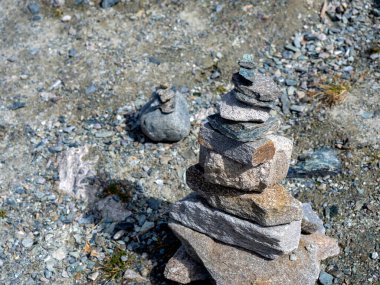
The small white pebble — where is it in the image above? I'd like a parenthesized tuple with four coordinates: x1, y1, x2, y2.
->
(61, 15, 72, 22)
(371, 252, 379, 260)
(289, 253, 297, 261)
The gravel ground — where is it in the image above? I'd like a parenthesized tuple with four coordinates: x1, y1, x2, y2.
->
(0, 0, 379, 284)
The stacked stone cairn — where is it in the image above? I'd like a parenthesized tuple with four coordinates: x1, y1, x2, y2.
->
(164, 54, 340, 285)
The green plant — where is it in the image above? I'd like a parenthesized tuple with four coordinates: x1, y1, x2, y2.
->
(0, 209, 7, 219)
(101, 247, 137, 281)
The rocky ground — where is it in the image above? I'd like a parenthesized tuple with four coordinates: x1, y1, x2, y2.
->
(0, 0, 379, 284)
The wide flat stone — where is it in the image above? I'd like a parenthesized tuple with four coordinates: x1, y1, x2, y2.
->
(198, 123, 276, 167)
(232, 72, 281, 102)
(208, 114, 281, 142)
(170, 223, 340, 285)
(238, 53, 255, 69)
(186, 164, 303, 226)
(156, 86, 175, 103)
(218, 91, 271, 122)
(164, 246, 210, 284)
(234, 89, 276, 108)
(200, 135, 292, 191)
(169, 194, 301, 259)
(302, 203, 326, 234)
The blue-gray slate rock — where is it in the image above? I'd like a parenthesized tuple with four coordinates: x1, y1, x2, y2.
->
(319, 271, 334, 285)
(139, 92, 190, 142)
(287, 148, 341, 178)
(100, 0, 119, 8)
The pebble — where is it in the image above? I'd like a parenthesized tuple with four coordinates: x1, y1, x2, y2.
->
(27, 3, 40, 15)
(52, 248, 66, 261)
(22, 237, 34, 248)
(319, 271, 334, 285)
(371, 252, 379, 260)
(95, 131, 114, 138)
(88, 271, 99, 281)
(100, 0, 120, 8)
(61, 15, 72, 22)
(85, 84, 97, 95)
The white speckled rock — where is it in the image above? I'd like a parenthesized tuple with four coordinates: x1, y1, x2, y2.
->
(218, 91, 271, 122)
(201, 135, 293, 192)
(169, 194, 301, 259)
(302, 203, 326, 234)
(170, 223, 340, 285)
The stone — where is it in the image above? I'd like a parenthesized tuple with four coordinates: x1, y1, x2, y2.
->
(319, 271, 334, 285)
(239, 67, 256, 81)
(170, 223, 340, 285)
(22, 237, 34, 248)
(207, 114, 281, 142)
(302, 203, 326, 234)
(96, 195, 132, 222)
(232, 72, 281, 102)
(156, 86, 175, 103)
(164, 246, 210, 284)
(198, 123, 275, 166)
(186, 164, 303, 226)
(160, 96, 176, 114)
(139, 92, 190, 142)
(100, 0, 119, 8)
(218, 91, 271, 122)
(52, 248, 66, 261)
(169, 194, 301, 259)
(234, 90, 276, 109)
(238, 54, 255, 69)
(58, 146, 100, 203)
(201, 135, 292, 191)
(27, 3, 40, 15)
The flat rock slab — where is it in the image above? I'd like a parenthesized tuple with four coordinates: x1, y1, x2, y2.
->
(170, 223, 340, 285)
(198, 123, 276, 167)
(169, 194, 301, 259)
(302, 203, 326, 234)
(232, 72, 281, 102)
(234, 90, 276, 108)
(164, 246, 210, 284)
(218, 91, 270, 122)
(201, 135, 292, 191)
(186, 164, 303, 226)
(208, 113, 281, 142)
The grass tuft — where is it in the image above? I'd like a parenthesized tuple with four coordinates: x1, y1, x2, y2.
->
(308, 77, 351, 107)
(100, 247, 137, 281)
(0, 209, 7, 219)
(102, 181, 133, 203)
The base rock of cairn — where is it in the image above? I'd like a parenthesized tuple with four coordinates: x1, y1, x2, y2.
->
(165, 54, 339, 285)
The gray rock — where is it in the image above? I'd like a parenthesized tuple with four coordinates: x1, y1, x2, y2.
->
(164, 246, 210, 284)
(207, 114, 281, 142)
(198, 123, 276, 166)
(302, 203, 325, 234)
(96, 196, 132, 222)
(85, 84, 97, 95)
(139, 93, 190, 142)
(100, 0, 119, 8)
(170, 223, 340, 285)
(27, 3, 40, 15)
(238, 54, 255, 69)
(169, 194, 301, 259)
(218, 91, 270, 122)
(234, 90, 275, 109)
(319, 271, 334, 285)
(201, 135, 292, 191)
(186, 164, 303, 226)
(232, 72, 281, 102)
(280, 91, 291, 115)
(22, 237, 34, 248)
(288, 148, 341, 178)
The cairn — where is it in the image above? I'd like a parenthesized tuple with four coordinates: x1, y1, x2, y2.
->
(164, 54, 339, 285)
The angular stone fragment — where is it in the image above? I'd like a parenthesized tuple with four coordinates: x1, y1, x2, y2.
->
(208, 114, 281, 142)
(302, 203, 326, 234)
(232, 72, 281, 102)
(201, 135, 292, 191)
(160, 96, 176, 114)
(198, 123, 275, 166)
(156, 86, 175, 103)
(218, 91, 270, 122)
(164, 246, 210, 284)
(234, 90, 276, 109)
(186, 164, 303, 226)
(238, 54, 255, 69)
(170, 223, 340, 285)
(169, 194, 301, 259)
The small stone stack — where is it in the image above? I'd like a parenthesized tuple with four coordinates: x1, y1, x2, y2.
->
(165, 55, 339, 285)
